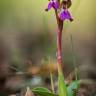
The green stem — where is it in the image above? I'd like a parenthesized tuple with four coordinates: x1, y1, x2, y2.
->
(50, 72, 55, 93)
(70, 34, 78, 81)
(49, 57, 55, 93)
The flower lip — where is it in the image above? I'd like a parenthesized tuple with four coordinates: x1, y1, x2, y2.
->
(59, 9, 73, 21)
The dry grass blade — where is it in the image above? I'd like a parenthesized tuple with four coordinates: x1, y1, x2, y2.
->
(25, 87, 34, 96)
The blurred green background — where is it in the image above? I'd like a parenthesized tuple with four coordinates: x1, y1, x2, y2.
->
(0, 0, 96, 95)
(0, 0, 96, 74)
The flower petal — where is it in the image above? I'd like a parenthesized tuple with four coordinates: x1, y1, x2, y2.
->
(59, 9, 73, 21)
(52, 1, 59, 9)
(47, 2, 52, 10)
(46, 0, 59, 11)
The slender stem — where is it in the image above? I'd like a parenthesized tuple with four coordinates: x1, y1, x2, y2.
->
(49, 57, 55, 93)
(70, 34, 78, 81)
(57, 28, 62, 65)
(55, 10, 63, 66)
(50, 72, 55, 92)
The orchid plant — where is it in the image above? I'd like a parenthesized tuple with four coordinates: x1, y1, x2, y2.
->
(45, 1, 74, 95)
(31, 0, 80, 96)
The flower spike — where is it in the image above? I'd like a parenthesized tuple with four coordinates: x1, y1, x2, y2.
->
(45, 0, 73, 67)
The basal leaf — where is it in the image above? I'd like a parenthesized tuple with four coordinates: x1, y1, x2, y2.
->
(67, 80, 80, 96)
(32, 87, 57, 96)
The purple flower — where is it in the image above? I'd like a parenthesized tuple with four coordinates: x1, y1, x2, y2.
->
(45, 0, 59, 11)
(59, 9, 73, 21)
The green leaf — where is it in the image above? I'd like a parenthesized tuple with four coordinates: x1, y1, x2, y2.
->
(32, 87, 57, 96)
(67, 80, 80, 96)
(32, 87, 51, 92)
(58, 69, 67, 96)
